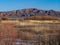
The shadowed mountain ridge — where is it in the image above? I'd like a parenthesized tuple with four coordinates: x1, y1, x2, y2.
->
(0, 8, 60, 20)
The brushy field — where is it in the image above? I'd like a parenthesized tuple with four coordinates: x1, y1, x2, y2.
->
(0, 20, 60, 45)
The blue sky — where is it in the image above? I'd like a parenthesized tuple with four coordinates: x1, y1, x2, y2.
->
(0, 0, 60, 11)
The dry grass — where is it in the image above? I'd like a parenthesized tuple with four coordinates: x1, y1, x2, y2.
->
(24, 16, 60, 20)
(0, 20, 60, 45)
(1, 20, 59, 34)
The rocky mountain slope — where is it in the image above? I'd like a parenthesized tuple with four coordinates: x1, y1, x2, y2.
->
(0, 8, 60, 19)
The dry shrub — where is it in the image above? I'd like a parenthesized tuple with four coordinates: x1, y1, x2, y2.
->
(24, 16, 60, 20)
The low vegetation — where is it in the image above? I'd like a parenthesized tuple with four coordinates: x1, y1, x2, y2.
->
(0, 19, 60, 45)
(24, 16, 60, 20)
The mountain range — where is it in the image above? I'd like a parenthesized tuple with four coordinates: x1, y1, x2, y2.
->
(0, 8, 60, 20)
